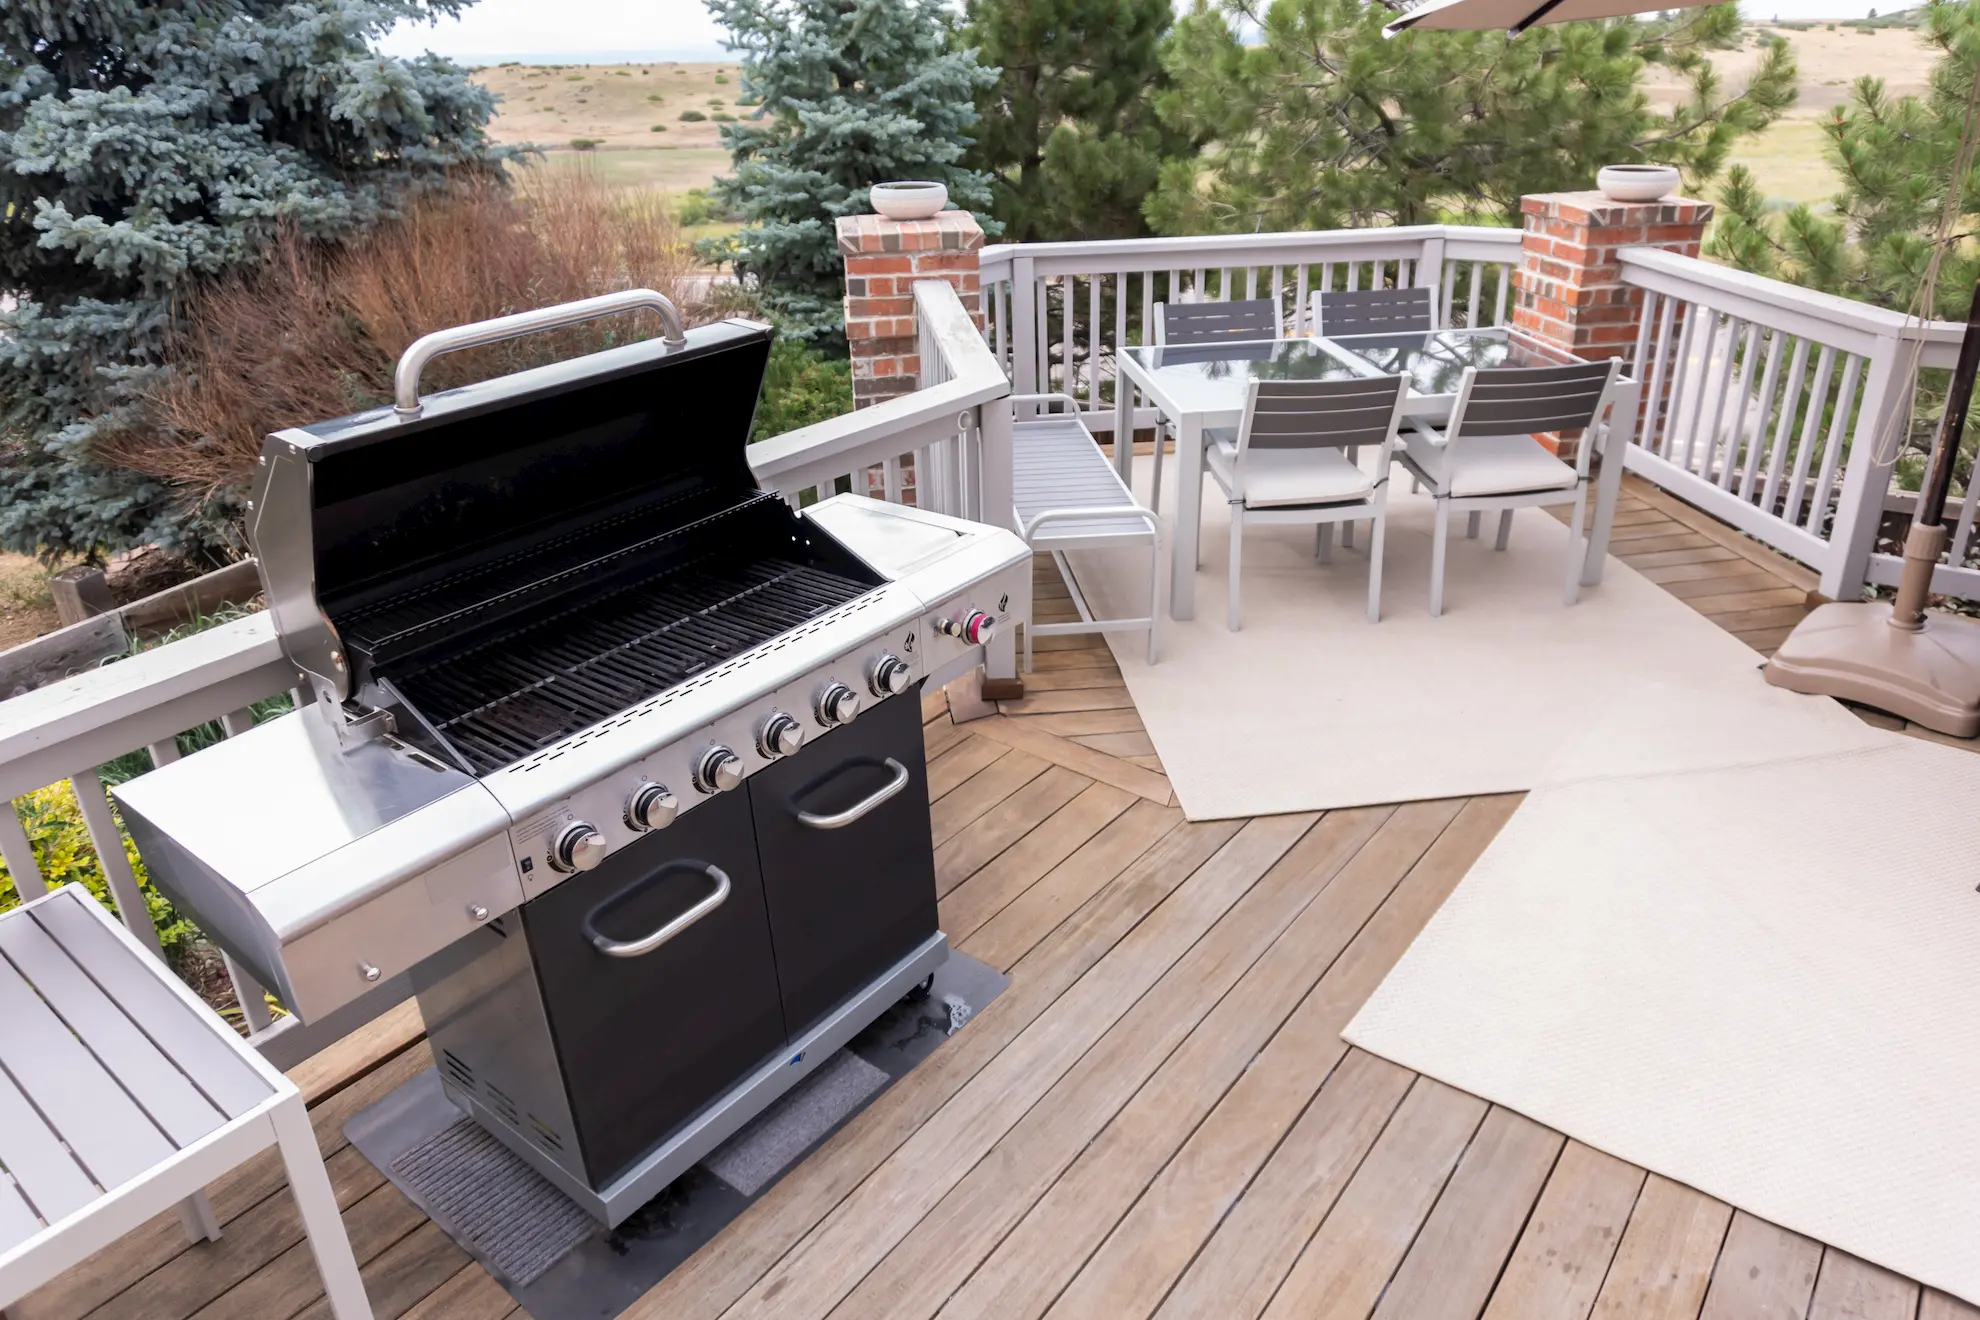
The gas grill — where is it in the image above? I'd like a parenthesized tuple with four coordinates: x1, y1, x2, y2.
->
(113, 290, 1029, 1224)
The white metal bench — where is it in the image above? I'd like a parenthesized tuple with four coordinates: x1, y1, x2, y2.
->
(1011, 393, 1162, 668)
(0, 885, 372, 1319)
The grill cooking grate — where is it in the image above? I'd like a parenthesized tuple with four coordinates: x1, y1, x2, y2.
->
(390, 555, 872, 774)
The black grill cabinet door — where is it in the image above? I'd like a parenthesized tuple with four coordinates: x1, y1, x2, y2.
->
(521, 788, 787, 1187)
(748, 689, 939, 1035)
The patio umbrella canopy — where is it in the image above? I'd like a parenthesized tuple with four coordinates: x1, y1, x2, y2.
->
(1384, 0, 1701, 35)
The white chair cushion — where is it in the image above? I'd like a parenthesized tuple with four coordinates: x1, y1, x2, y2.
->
(1410, 433, 1576, 499)
(1207, 441, 1374, 508)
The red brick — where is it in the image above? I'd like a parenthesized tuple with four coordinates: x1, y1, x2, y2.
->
(846, 254, 913, 275)
(845, 295, 914, 318)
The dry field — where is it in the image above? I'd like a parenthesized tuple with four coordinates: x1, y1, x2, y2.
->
(474, 60, 744, 201)
(1645, 23, 1935, 208)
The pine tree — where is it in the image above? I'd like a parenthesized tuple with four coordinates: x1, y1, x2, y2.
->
(1709, 0, 1980, 318)
(964, 0, 1186, 242)
(703, 0, 1000, 342)
(1148, 0, 1796, 234)
(0, 1, 505, 560)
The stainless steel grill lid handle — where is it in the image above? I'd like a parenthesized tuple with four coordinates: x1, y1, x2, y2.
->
(586, 862, 732, 958)
(795, 758, 911, 830)
(394, 288, 689, 419)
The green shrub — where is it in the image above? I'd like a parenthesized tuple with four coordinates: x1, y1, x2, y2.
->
(566, 73, 585, 80)
(675, 187, 725, 225)
(648, 94, 664, 102)
(651, 124, 669, 132)
(751, 336, 854, 443)
(679, 109, 706, 122)
(571, 137, 601, 151)
(712, 113, 736, 122)
(715, 73, 729, 83)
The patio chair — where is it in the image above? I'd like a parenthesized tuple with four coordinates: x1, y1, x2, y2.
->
(0, 885, 372, 1318)
(1308, 287, 1436, 337)
(1395, 359, 1622, 618)
(1207, 374, 1411, 629)
(1143, 299, 1284, 514)
(1011, 392, 1162, 667)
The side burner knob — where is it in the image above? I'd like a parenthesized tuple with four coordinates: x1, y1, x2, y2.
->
(626, 781, 678, 831)
(758, 712, 805, 759)
(551, 821, 607, 873)
(815, 681, 861, 728)
(695, 746, 744, 794)
(938, 610, 997, 646)
(870, 654, 913, 697)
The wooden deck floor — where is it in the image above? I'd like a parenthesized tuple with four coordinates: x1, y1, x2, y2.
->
(19, 475, 1979, 1320)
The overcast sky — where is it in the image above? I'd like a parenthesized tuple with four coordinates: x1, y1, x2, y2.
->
(374, 0, 1915, 64)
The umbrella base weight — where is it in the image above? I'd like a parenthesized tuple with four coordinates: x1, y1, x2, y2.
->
(1765, 601, 1980, 739)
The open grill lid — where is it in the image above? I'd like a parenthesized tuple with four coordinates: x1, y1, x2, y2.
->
(249, 292, 781, 717)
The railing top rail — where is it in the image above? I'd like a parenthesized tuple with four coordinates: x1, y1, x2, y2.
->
(978, 223, 1521, 279)
(0, 614, 284, 767)
(1618, 247, 1965, 347)
(748, 280, 1008, 485)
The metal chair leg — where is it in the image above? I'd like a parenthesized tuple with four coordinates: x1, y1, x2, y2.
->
(1366, 514, 1386, 624)
(1227, 503, 1244, 632)
(1495, 509, 1514, 551)
(1466, 510, 1482, 540)
(1564, 487, 1589, 606)
(1317, 523, 1334, 563)
(1343, 519, 1356, 551)
(274, 1098, 374, 1320)
(177, 1192, 220, 1244)
(1430, 502, 1450, 618)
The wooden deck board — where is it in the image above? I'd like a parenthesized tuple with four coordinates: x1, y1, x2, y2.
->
(49, 488, 1978, 1320)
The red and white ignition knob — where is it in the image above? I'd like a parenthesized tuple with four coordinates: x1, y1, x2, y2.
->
(938, 609, 997, 646)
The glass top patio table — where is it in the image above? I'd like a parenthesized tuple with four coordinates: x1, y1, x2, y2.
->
(1314, 327, 1519, 398)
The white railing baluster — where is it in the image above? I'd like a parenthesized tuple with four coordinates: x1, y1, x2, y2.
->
(1951, 476, 1979, 574)
(1467, 263, 1483, 328)
(1700, 316, 1746, 482)
(1760, 337, 1810, 515)
(1294, 266, 1310, 335)
(1087, 273, 1102, 411)
(1808, 353, 1865, 534)
(0, 801, 45, 897)
(67, 769, 163, 959)
(1783, 346, 1838, 527)
(1641, 294, 1678, 455)
(1678, 309, 1721, 473)
(1492, 268, 1510, 326)
(1738, 327, 1785, 501)
(1661, 305, 1700, 460)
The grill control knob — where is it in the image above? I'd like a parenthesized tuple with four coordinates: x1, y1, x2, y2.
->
(815, 681, 861, 727)
(551, 822, 607, 873)
(938, 610, 997, 646)
(695, 746, 744, 794)
(758, 711, 805, 759)
(870, 654, 913, 697)
(626, 781, 678, 831)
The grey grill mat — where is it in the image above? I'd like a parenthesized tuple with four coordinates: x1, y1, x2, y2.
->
(345, 949, 1007, 1319)
(390, 1118, 594, 1286)
(703, 1050, 889, 1195)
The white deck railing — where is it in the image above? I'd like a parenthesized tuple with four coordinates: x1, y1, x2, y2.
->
(978, 224, 1523, 430)
(1617, 248, 1966, 601)
(0, 279, 1009, 1067)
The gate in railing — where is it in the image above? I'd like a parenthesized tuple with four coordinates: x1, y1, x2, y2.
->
(978, 226, 1522, 433)
(1618, 248, 1967, 602)
(0, 279, 1012, 1069)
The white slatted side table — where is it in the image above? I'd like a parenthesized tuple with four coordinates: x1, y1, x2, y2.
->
(0, 885, 371, 1319)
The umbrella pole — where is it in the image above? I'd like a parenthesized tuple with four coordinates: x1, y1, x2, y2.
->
(1763, 275, 1980, 738)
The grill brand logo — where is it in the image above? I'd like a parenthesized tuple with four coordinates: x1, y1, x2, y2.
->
(903, 631, 915, 653)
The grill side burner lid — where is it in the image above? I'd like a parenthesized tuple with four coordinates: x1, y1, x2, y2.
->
(248, 292, 775, 721)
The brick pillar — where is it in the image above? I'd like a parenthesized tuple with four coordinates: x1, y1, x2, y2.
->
(837, 209, 986, 409)
(1512, 190, 1712, 455)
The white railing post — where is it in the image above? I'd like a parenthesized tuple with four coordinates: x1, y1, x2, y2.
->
(1011, 254, 1040, 407)
(1415, 234, 1446, 325)
(1823, 335, 1911, 601)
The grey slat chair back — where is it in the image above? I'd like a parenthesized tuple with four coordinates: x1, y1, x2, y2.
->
(1451, 359, 1619, 440)
(1155, 298, 1281, 346)
(1239, 375, 1410, 454)
(1310, 287, 1435, 337)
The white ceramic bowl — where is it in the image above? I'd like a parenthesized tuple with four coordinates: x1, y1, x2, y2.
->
(1596, 164, 1680, 204)
(870, 181, 949, 221)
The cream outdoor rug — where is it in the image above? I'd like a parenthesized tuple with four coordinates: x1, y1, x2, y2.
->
(1344, 732, 1980, 1304)
(1063, 464, 1886, 819)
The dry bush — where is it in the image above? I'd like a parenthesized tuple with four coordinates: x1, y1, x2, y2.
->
(122, 164, 734, 500)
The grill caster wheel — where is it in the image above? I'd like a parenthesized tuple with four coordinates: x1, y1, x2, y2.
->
(904, 973, 935, 1004)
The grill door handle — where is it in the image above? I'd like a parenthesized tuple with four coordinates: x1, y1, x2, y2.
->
(795, 758, 910, 830)
(586, 863, 731, 958)
(393, 289, 688, 419)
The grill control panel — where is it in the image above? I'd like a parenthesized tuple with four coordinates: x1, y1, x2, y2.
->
(508, 624, 930, 899)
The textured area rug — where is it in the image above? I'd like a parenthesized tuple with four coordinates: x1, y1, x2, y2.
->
(1065, 463, 1884, 819)
(1344, 733, 1980, 1304)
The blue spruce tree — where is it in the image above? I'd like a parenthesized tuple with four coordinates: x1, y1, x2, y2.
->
(704, 0, 1000, 343)
(0, 1, 506, 559)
